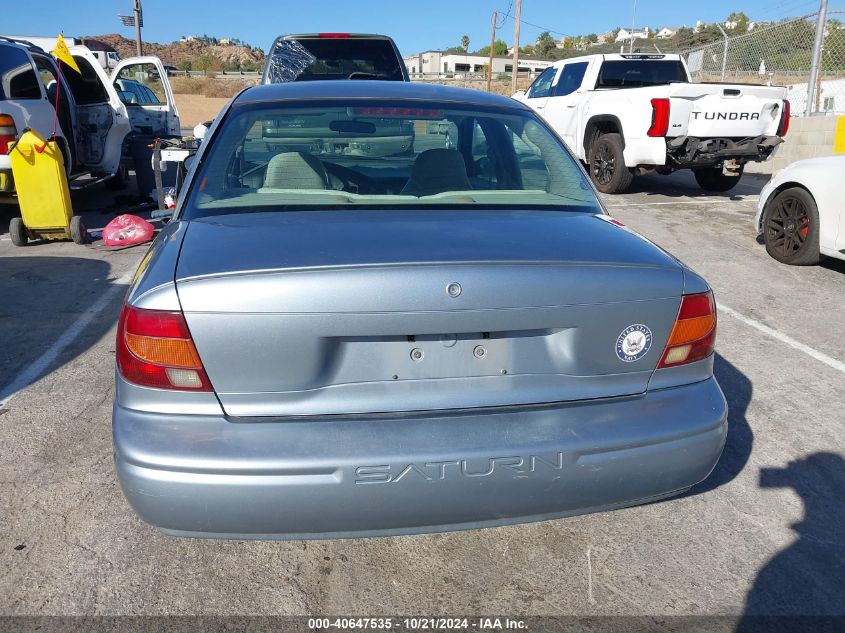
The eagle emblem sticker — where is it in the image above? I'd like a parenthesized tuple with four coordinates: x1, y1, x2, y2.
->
(616, 324, 653, 362)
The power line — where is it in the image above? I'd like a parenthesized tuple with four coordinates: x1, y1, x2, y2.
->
(499, 12, 574, 39)
(496, 0, 513, 29)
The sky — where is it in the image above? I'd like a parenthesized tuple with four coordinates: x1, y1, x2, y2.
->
(4, 0, 844, 55)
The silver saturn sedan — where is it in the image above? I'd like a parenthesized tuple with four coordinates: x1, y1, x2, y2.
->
(113, 81, 727, 539)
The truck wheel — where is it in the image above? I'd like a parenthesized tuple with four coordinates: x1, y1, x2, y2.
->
(70, 215, 89, 245)
(762, 187, 820, 266)
(589, 133, 633, 194)
(9, 216, 28, 247)
(106, 162, 129, 191)
(694, 166, 744, 192)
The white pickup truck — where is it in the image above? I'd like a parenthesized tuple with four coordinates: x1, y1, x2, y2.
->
(515, 53, 789, 193)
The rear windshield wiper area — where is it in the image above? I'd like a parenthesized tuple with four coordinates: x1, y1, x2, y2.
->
(347, 72, 392, 80)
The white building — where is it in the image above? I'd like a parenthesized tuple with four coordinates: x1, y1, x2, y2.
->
(655, 27, 679, 39)
(403, 51, 554, 76)
(615, 27, 650, 43)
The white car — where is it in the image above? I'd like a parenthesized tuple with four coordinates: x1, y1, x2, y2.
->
(756, 155, 845, 265)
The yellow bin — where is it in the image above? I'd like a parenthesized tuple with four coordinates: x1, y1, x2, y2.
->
(8, 128, 87, 246)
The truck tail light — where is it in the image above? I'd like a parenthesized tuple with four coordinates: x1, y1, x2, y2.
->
(777, 99, 791, 137)
(0, 115, 17, 154)
(647, 98, 670, 137)
(318, 33, 351, 38)
(657, 291, 717, 368)
(116, 305, 212, 391)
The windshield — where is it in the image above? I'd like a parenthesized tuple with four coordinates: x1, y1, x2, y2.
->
(181, 100, 601, 219)
(264, 38, 405, 82)
(596, 60, 687, 88)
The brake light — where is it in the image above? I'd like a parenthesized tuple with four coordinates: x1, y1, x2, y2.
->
(777, 99, 790, 137)
(351, 107, 441, 118)
(116, 305, 212, 391)
(657, 291, 717, 368)
(647, 98, 670, 137)
(318, 33, 351, 38)
(0, 115, 17, 154)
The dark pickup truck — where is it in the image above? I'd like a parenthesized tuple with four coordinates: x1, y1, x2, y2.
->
(261, 33, 409, 83)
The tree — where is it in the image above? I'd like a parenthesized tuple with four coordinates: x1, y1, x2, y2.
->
(477, 39, 509, 56)
(194, 54, 223, 74)
(585, 33, 598, 43)
(535, 31, 557, 57)
(520, 44, 535, 55)
(561, 36, 575, 49)
(178, 59, 192, 72)
(461, 35, 470, 52)
(726, 11, 750, 34)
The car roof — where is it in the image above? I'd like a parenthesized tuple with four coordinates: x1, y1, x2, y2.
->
(281, 33, 394, 40)
(550, 53, 683, 67)
(234, 80, 530, 111)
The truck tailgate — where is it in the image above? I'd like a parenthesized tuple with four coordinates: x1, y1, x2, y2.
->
(668, 83, 787, 138)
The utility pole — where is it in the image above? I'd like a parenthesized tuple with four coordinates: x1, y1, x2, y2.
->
(487, 11, 497, 92)
(806, 0, 828, 115)
(629, 0, 638, 54)
(511, 0, 522, 93)
(134, 0, 143, 56)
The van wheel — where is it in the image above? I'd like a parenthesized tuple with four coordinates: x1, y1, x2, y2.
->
(9, 217, 28, 247)
(762, 187, 820, 266)
(589, 133, 633, 194)
(70, 215, 89, 245)
(694, 165, 744, 192)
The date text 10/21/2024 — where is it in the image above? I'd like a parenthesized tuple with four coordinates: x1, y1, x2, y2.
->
(308, 617, 528, 630)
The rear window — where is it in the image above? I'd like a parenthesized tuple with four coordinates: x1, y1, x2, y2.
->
(596, 60, 687, 88)
(0, 44, 41, 100)
(264, 38, 405, 83)
(181, 100, 601, 220)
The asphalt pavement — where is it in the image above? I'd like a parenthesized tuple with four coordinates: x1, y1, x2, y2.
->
(0, 170, 843, 624)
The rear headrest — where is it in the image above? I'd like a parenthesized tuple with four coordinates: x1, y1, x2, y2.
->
(264, 151, 329, 190)
(401, 148, 471, 196)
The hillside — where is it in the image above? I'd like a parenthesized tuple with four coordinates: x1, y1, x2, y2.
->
(86, 33, 265, 71)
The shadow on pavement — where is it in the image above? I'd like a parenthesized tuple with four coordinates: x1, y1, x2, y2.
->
(626, 171, 769, 199)
(0, 256, 117, 401)
(685, 353, 754, 497)
(736, 452, 845, 631)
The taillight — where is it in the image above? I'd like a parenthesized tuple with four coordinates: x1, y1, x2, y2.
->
(0, 114, 17, 154)
(647, 98, 670, 137)
(318, 33, 351, 38)
(116, 305, 212, 391)
(777, 99, 790, 137)
(657, 291, 717, 368)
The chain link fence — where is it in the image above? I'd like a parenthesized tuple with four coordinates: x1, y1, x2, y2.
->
(672, 11, 845, 115)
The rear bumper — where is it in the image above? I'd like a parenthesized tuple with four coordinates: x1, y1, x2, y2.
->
(113, 377, 727, 539)
(0, 162, 13, 193)
(666, 135, 782, 168)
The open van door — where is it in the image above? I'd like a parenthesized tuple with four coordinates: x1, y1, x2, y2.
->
(66, 46, 131, 176)
(110, 57, 180, 136)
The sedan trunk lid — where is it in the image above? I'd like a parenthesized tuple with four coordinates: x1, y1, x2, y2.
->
(175, 210, 683, 417)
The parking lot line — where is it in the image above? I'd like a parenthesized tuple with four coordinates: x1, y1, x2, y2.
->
(718, 302, 845, 375)
(604, 198, 759, 208)
(0, 270, 135, 408)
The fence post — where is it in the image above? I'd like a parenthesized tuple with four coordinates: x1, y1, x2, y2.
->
(717, 25, 729, 81)
(806, 0, 829, 115)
